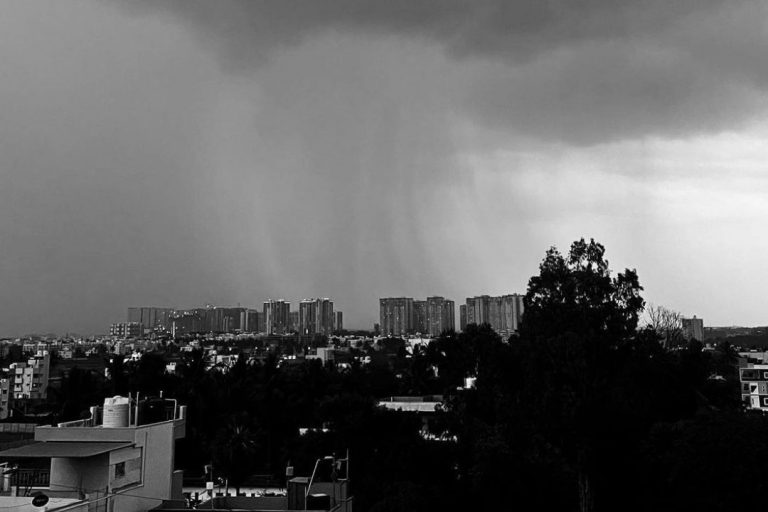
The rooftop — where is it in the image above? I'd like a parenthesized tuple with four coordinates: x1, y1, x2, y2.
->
(378, 395, 443, 413)
(0, 496, 83, 512)
(0, 441, 133, 459)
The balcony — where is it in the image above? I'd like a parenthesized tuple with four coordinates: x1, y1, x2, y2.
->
(9, 468, 50, 489)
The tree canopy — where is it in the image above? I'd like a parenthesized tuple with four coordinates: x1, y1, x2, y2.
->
(522, 238, 644, 342)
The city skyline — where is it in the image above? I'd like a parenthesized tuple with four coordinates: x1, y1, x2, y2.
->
(2, 1, 767, 336)
(0, 287, 743, 338)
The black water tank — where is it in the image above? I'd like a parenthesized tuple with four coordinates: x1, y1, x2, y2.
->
(138, 397, 166, 425)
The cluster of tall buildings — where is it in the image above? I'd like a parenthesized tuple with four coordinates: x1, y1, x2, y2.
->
(299, 298, 337, 336)
(113, 301, 343, 338)
(169, 307, 255, 336)
(379, 297, 455, 337)
(263, 298, 341, 335)
(460, 294, 525, 337)
(379, 293, 525, 338)
(127, 307, 174, 333)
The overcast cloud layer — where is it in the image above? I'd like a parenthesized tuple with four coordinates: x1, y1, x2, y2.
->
(1, 0, 767, 335)
(127, 0, 768, 143)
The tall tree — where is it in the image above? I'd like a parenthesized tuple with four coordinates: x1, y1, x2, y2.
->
(212, 419, 261, 494)
(522, 238, 644, 343)
(519, 238, 645, 512)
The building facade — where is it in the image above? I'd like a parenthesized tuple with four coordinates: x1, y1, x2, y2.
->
(379, 298, 414, 336)
(413, 301, 427, 334)
(0, 376, 11, 419)
(741, 364, 768, 410)
(380, 297, 456, 337)
(682, 316, 704, 341)
(243, 309, 262, 333)
(110, 322, 142, 338)
(126, 307, 174, 334)
(10, 351, 50, 401)
(299, 298, 335, 336)
(425, 296, 455, 336)
(264, 300, 291, 335)
(463, 294, 524, 336)
(170, 310, 204, 336)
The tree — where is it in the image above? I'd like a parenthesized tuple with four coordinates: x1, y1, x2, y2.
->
(644, 303, 684, 348)
(521, 238, 644, 343)
(131, 352, 169, 394)
(519, 238, 645, 512)
(212, 419, 261, 494)
(105, 355, 129, 396)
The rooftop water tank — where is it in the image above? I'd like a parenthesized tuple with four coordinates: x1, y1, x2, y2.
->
(103, 396, 130, 428)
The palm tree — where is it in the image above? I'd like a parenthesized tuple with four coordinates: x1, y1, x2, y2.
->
(212, 419, 260, 494)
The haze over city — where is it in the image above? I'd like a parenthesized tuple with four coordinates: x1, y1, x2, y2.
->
(1, 0, 767, 336)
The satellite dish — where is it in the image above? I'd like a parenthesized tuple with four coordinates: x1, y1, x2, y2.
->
(31, 493, 49, 508)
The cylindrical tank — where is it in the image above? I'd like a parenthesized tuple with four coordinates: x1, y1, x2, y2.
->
(139, 397, 166, 425)
(103, 396, 130, 427)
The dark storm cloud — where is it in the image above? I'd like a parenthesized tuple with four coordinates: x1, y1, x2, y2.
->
(123, 0, 726, 64)
(2, 0, 766, 336)
(122, 0, 768, 145)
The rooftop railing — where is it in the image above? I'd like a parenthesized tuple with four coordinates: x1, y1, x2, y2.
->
(56, 399, 186, 428)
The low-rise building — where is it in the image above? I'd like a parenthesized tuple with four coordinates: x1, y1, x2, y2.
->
(109, 323, 142, 339)
(10, 352, 50, 401)
(740, 364, 768, 409)
(0, 396, 186, 512)
(378, 395, 452, 442)
(0, 376, 11, 419)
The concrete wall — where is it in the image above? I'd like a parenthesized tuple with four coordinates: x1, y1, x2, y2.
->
(209, 496, 288, 510)
(111, 420, 177, 512)
(171, 470, 183, 501)
(50, 454, 109, 495)
(35, 418, 185, 443)
(109, 447, 142, 491)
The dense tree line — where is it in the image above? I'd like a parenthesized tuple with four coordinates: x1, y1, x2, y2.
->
(51, 239, 762, 511)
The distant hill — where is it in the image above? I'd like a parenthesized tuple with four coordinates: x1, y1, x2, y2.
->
(705, 326, 768, 349)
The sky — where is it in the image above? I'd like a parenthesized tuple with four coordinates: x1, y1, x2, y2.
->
(1, 0, 767, 335)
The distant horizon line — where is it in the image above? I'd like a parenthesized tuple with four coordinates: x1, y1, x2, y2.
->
(5, 324, 767, 340)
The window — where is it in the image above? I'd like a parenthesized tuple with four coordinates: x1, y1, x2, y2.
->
(111, 452, 142, 491)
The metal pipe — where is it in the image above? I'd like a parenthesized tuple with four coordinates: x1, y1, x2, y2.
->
(304, 458, 321, 510)
(305, 456, 334, 510)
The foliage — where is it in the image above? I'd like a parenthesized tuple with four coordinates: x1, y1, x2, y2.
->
(644, 303, 684, 347)
(211, 418, 262, 493)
